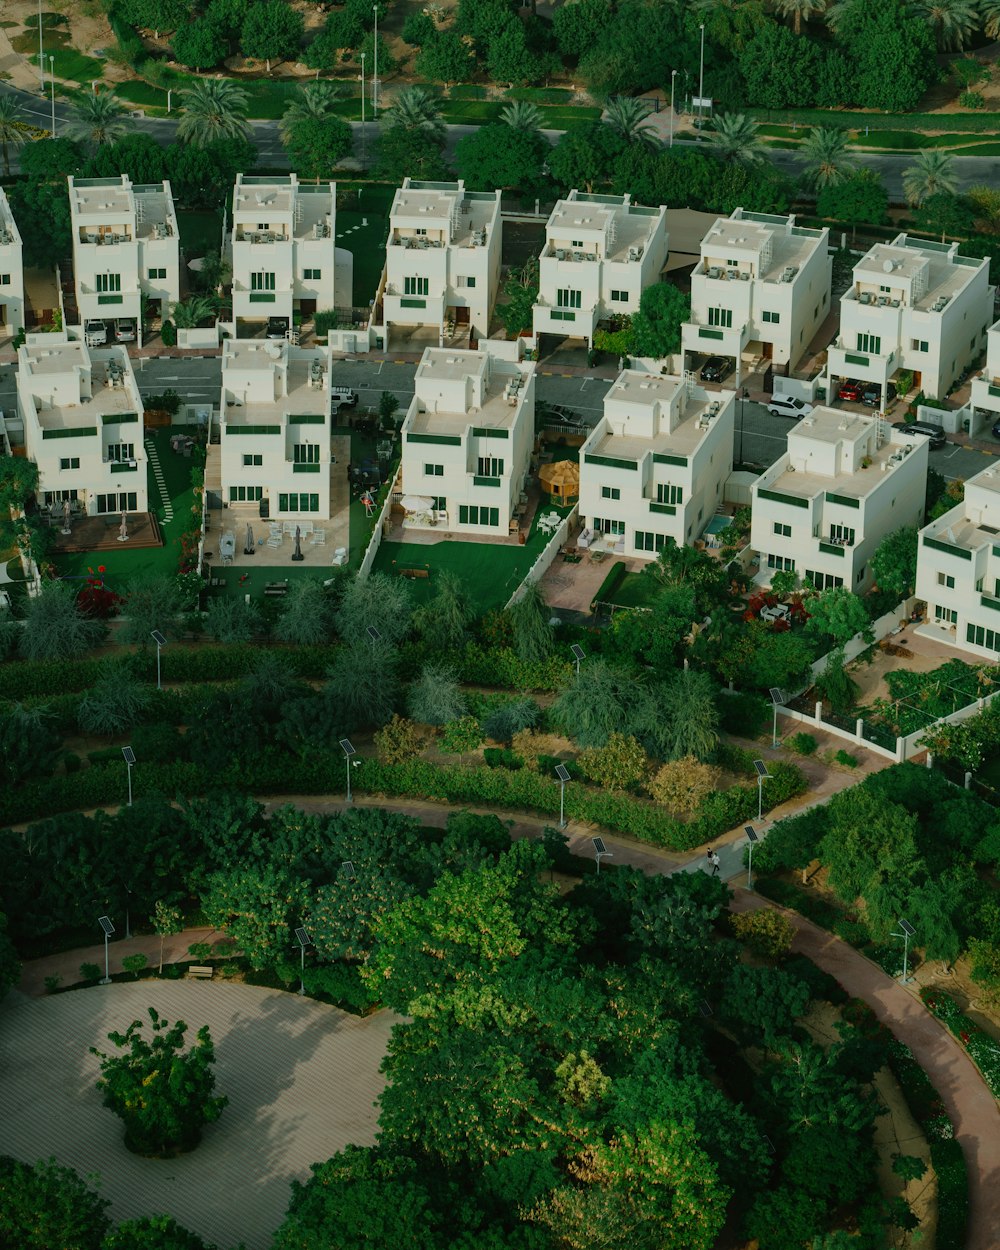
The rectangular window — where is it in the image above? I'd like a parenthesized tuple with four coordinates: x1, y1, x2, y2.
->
(610, 289, 628, 303)
(251, 272, 276, 291)
(425, 463, 444, 477)
(59, 457, 80, 470)
(967, 623, 1000, 651)
(458, 504, 500, 526)
(593, 518, 625, 536)
(457, 276, 477, 288)
(95, 491, 137, 513)
(767, 554, 796, 571)
(147, 267, 167, 280)
(556, 288, 582, 309)
(106, 442, 134, 463)
(761, 310, 780, 324)
(277, 492, 320, 513)
(934, 605, 958, 624)
(303, 268, 322, 280)
(477, 456, 504, 477)
(911, 338, 929, 353)
(656, 483, 683, 505)
(243, 454, 263, 466)
(773, 522, 791, 538)
(856, 332, 881, 354)
(708, 307, 733, 328)
(96, 273, 121, 293)
(431, 495, 447, 510)
(404, 276, 429, 296)
(938, 572, 955, 589)
(0, 274, 9, 286)
(634, 531, 668, 552)
(601, 486, 621, 500)
(829, 524, 855, 546)
(293, 443, 320, 464)
(229, 485, 263, 502)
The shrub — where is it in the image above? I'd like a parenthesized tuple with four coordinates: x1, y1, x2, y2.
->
(789, 732, 818, 756)
(160, 320, 177, 346)
(730, 909, 796, 957)
(716, 690, 770, 737)
(440, 715, 484, 754)
(63, 751, 81, 774)
(647, 756, 722, 814)
(122, 953, 148, 978)
(834, 749, 859, 768)
(459, 643, 572, 691)
(79, 962, 101, 982)
(483, 747, 522, 769)
(44, 975, 61, 992)
(959, 90, 986, 109)
(577, 732, 648, 791)
(374, 714, 428, 764)
(131, 722, 187, 763)
(481, 697, 540, 744)
(511, 729, 569, 771)
(407, 661, 466, 725)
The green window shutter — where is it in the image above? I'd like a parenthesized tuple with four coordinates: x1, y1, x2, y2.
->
(473, 475, 501, 487)
(471, 427, 508, 439)
(698, 327, 724, 340)
(42, 426, 97, 439)
(980, 594, 1000, 612)
(407, 432, 462, 446)
(758, 487, 809, 509)
(818, 541, 846, 557)
(824, 491, 860, 509)
(249, 293, 276, 303)
(290, 414, 326, 425)
(844, 352, 869, 367)
(110, 462, 137, 474)
(226, 424, 281, 435)
(922, 535, 972, 561)
(278, 494, 289, 511)
(400, 298, 426, 309)
(102, 412, 139, 425)
(584, 453, 637, 471)
(653, 453, 688, 467)
(649, 502, 676, 516)
(293, 463, 321, 473)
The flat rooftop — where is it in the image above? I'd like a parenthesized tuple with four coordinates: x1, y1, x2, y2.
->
(855, 237, 985, 312)
(408, 352, 527, 436)
(390, 183, 497, 247)
(70, 179, 132, 218)
(133, 185, 177, 239)
(23, 344, 140, 431)
(701, 214, 825, 283)
(233, 177, 333, 239)
(928, 467, 1000, 551)
(546, 197, 663, 263)
(592, 374, 728, 458)
(222, 344, 330, 427)
(766, 414, 916, 501)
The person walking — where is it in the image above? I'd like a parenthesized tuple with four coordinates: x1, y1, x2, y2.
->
(711, 851, 721, 877)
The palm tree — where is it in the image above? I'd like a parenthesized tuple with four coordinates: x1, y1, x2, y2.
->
(983, 0, 1000, 38)
(383, 87, 444, 140)
(773, 0, 827, 35)
(0, 96, 27, 176)
(799, 126, 855, 191)
(823, 0, 862, 31)
(603, 96, 660, 151)
(171, 296, 217, 329)
(902, 150, 959, 207)
(278, 81, 344, 146)
(914, 0, 978, 50)
(709, 113, 764, 165)
(66, 90, 129, 150)
(176, 78, 251, 147)
(499, 100, 543, 135)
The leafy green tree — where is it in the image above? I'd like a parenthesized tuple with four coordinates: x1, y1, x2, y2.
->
(153, 901, 183, 976)
(119, 0, 191, 27)
(487, 18, 544, 86)
(628, 282, 690, 359)
(455, 123, 549, 192)
(507, 580, 554, 663)
(914, 191, 974, 242)
(820, 787, 922, 906)
(814, 646, 859, 714)
(240, 0, 304, 67)
(202, 863, 308, 968)
(914, 0, 978, 50)
(552, 0, 608, 58)
(710, 112, 764, 166)
(416, 31, 473, 84)
(551, 657, 646, 748)
(0, 702, 62, 786)
(102, 1214, 216, 1249)
(279, 82, 351, 179)
(325, 637, 400, 730)
(0, 96, 27, 176)
(578, 732, 648, 790)
(204, 594, 260, 643)
(816, 169, 888, 238)
(799, 126, 855, 192)
(832, 0, 937, 112)
(654, 668, 720, 761)
(8, 176, 73, 267)
(335, 571, 412, 645)
(66, 91, 130, 150)
(411, 569, 474, 651)
(609, 586, 696, 669)
(0, 1155, 110, 1250)
(721, 964, 811, 1045)
(91, 1008, 227, 1155)
(497, 256, 539, 337)
(18, 582, 105, 660)
(172, 19, 228, 69)
(118, 576, 183, 646)
(903, 150, 959, 207)
(81, 133, 169, 182)
(548, 121, 627, 193)
(18, 136, 82, 181)
(743, 627, 814, 691)
(177, 79, 251, 147)
(0, 911, 20, 1002)
(77, 664, 151, 736)
(164, 136, 257, 208)
(401, 12, 435, 46)
(274, 577, 336, 644)
(804, 584, 874, 647)
(375, 125, 450, 183)
(870, 526, 918, 599)
(579, 2, 691, 98)
(407, 661, 467, 725)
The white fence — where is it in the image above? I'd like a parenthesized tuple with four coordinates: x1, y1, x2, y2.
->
(805, 597, 914, 684)
(357, 489, 396, 580)
(505, 506, 578, 610)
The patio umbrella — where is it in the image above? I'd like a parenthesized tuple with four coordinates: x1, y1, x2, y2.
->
(292, 524, 305, 562)
(244, 523, 255, 555)
(400, 495, 435, 512)
(539, 459, 580, 503)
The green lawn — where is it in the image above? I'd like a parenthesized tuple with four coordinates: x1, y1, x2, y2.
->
(13, 25, 104, 87)
(334, 183, 395, 307)
(176, 210, 223, 260)
(609, 571, 663, 609)
(54, 429, 197, 589)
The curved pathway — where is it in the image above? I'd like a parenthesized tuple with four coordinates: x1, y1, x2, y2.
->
(9, 791, 1000, 1248)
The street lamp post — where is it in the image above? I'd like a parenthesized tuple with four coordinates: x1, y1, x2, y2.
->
(555, 763, 570, 829)
(151, 629, 167, 691)
(122, 746, 135, 807)
(698, 24, 705, 133)
(744, 825, 759, 890)
(753, 759, 770, 822)
(49, 55, 56, 137)
(37, 0, 44, 93)
(768, 686, 784, 750)
(570, 643, 585, 678)
(372, 5, 379, 118)
(294, 927, 312, 996)
(366, 624, 381, 652)
(669, 69, 677, 148)
(592, 836, 613, 875)
(737, 386, 749, 464)
(360, 52, 367, 167)
(98, 915, 115, 985)
(893, 918, 916, 984)
(167, 89, 172, 113)
(340, 738, 356, 802)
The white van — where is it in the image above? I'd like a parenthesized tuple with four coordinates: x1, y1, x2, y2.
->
(330, 387, 359, 410)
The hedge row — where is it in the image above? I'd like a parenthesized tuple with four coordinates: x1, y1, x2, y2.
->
(458, 644, 573, 692)
(0, 750, 806, 847)
(921, 986, 1000, 1098)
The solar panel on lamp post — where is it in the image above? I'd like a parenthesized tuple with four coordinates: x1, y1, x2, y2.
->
(768, 687, 784, 749)
(592, 836, 612, 874)
(570, 644, 585, 678)
(294, 926, 312, 996)
(366, 624, 381, 647)
(341, 861, 356, 880)
(340, 739, 356, 803)
(98, 915, 115, 985)
(122, 746, 135, 807)
(893, 918, 916, 984)
(753, 759, 770, 822)
(745, 824, 759, 890)
(555, 763, 571, 829)
(151, 629, 167, 690)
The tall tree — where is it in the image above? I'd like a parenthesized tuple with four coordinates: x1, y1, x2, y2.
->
(455, 123, 549, 193)
(551, 657, 647, 748)
(240, 0, 304, 69)
(411, 569, 474, 651)
(0, 1156, 111, 1250)
(656, 668, 720, 762)
(500, 99, 544, 136)
(709, 112, 764, 165)
(278, 82, 351, 179)
(0, 96, 27, 176)
(913, 0, 978, 50)
(903, 150, 959, 207)
(65, 91, 130, 150)
(799, 126, 855, 191)
(18, 582, 105, 661)
(774, 0, 827, 35)
(507, 580, 554, 663)
(415, 31, 474, 85)
(172, 19, 228, 69)
(383, 86, 445, 140)
(603, 96, 659, 151)
(869, 526, 918, 599)
(628, 282, 690, 359)
(176, 79, 251, 146)
(816, 169, 888, 238)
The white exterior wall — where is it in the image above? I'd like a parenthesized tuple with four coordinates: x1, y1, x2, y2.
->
(69, 176, 180, 333)
(533, 191, 668, 346)
(219, 340, 334, 519)
(0, 188, 25, 337)
(577, 370, 735, 559)
(230, 175, 337, 326)
(400, 347, 534, 534)
(750, 408, 927, 593)
(682, 209, 831, 381)
(17, 332, 147, 515)
(915, 464, 1000, 658)
(969, 319, 1000, 426)
(382, 180, 502, 344)
(828, 234, 992, 400)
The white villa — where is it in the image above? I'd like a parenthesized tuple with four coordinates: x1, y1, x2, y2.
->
(378, 179, 502, 350)
(229, 174, 341, 335)
(750, 407, 927, 593)
(966, 318, 1000, 437)
(16, 331, 147, 516)
(68, 175, 181, 344)
(532, 190, 668, 350)
(0, 187, 24, 343)
(827, 234, 992, 401)
(398, 347, 534, 536)
(681, 208, 831, 384)
(577, 370, 735, 558)
(916, 463, 1000, 659)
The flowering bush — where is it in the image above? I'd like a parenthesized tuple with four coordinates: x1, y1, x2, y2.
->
(77, 567, 122, 619)
(921, 986, 1000, 1096)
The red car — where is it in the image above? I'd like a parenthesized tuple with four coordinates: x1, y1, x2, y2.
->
(838, 381, 863, 402)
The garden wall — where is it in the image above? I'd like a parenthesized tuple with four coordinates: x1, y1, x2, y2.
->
(805, 597, 914, 684)
(905, 686, 1000, 761)
(357, 488, 396, 580)
(505, 505, 578, 609)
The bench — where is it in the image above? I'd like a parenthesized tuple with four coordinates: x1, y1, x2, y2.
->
(186, 965, 214, 980)
(264, 581, 289, 596)
(398, 566, 429, 579)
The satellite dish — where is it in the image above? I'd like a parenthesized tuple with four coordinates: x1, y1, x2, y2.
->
(882, 259, 894, 273)
(266, 342, 282, 359)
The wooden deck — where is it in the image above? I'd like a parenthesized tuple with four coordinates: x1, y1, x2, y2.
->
(47, 511, 163, 554)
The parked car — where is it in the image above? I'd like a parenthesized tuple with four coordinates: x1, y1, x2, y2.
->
(838, 380, 863, 402)
(766, 395, 814, 419)
(992, 417, 1000, 439)
(330, 386, 359, 410)
(537, 403, 585, 428)
(84, 319, 107, 346)
(700, 356, 730, 383)
(861, 382, 897, 408)
(265, 316, 289, 340)
(760, 603, 791, 623)
(892, 420, 946, 450)
(115, 318, 136, 343)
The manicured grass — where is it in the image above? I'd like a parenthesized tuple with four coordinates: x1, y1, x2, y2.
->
(609, 570, 663, 609)
(438, 99, 600, 128)
(749, 106, 1000, 133)
(206, 562, 329, 603)
(508, 87, 575, 104)
(176, 210, 223, 260)
(13, 26, 105, 86)
(334, 183, 395, 306)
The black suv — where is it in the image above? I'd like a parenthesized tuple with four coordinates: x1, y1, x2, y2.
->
(700, 356, 729, 383)
(861, 382, 897, 408)
(893, 420, 946, 450)
(266, 317, 289, 340)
